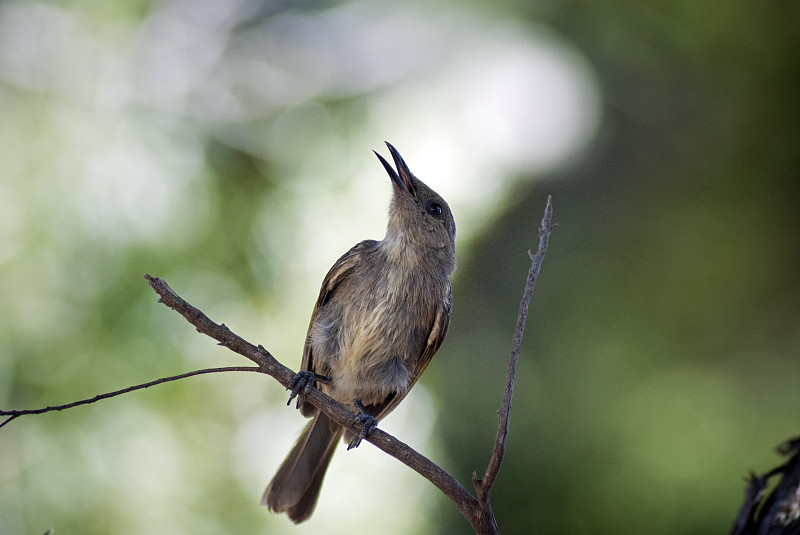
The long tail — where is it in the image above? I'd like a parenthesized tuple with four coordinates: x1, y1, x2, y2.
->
(262, 411, 342, 523)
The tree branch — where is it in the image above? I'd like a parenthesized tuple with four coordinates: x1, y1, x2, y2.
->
(473, 195, 555, 517)
(4, 197, 554, 534)
(731, 436, 800, 534)
(150, 196, 552, 532)
(143, 273, 489, 530)
(144, 193, 556, 534)
(0, 366, 260, 429)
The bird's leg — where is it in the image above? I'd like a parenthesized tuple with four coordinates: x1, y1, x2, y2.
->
(347, 398, 378, 450)
(286, 371, 330, 408)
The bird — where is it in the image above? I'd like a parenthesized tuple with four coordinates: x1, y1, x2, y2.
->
(262, 141, 457, 523)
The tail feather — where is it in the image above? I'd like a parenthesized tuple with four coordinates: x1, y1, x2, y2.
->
(263, 412, 342, 523)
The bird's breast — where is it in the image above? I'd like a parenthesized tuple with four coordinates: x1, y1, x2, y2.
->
(311, 264, 446, 404)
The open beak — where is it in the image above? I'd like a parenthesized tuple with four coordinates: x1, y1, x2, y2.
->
(373, 141, 417, 197)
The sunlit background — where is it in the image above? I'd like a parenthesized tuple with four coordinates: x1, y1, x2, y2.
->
(1, 0, 798, 534)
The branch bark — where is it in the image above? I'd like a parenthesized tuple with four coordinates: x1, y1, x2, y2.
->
(3, 197, 555, 534)
(143, 274, 488, 530)
(473, 195, 555, 523)
(731, 436, 800, 535)
(144, 196, 555, 533)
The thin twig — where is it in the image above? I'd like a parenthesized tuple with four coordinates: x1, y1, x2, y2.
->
(0, 366, 260, 429)
(474, 196, 555, 514)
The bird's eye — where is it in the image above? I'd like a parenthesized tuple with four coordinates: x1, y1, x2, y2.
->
(427, 203, 443, 217)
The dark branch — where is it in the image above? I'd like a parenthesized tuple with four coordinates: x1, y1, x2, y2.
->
(473, 196, 555, 516)
(2, 196, 554, 535)
(143, 273, 490, 530)
(143, 275, 286, 375)
(731, 436, 800, 535)
(149, 196, 554, 534)
(0, 366, 261, 429)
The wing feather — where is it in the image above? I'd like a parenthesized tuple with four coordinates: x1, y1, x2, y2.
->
(362, 283, 452, 422)
(298, 241, 377, 416)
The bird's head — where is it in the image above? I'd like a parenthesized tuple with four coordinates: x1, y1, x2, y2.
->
(374, 142, 456, 274)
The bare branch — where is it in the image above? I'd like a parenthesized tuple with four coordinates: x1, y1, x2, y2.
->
(145, 194, 554, 534)
(143, 275, 287, 376)
(142, 274, 490, 532)
(2, 195, 553, 535)
(0, 366, 260, 429)
(731, 436, 800, 534)
(474, 196, 555, 511)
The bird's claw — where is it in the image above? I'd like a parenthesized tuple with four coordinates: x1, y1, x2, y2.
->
(348, 398, 378, 450)
(286, 371, 331, 408)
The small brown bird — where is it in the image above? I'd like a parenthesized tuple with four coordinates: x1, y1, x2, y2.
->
(262, 142, 456, 523)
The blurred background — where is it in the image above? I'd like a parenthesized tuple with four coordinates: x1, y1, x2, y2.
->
(1, 0, 798, 533)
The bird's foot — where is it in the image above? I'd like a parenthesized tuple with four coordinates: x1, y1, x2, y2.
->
(348, 398, 378, 450)
(286, 371, 330, 408)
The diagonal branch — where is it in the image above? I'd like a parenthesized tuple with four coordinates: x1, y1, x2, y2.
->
(148, 194, 554, 534)
(143, 274, 488, 531)
(473, 196, 555, 511)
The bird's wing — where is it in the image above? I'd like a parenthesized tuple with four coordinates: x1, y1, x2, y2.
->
(364, 282, 452, 422)
(299, 240, 378, 390)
